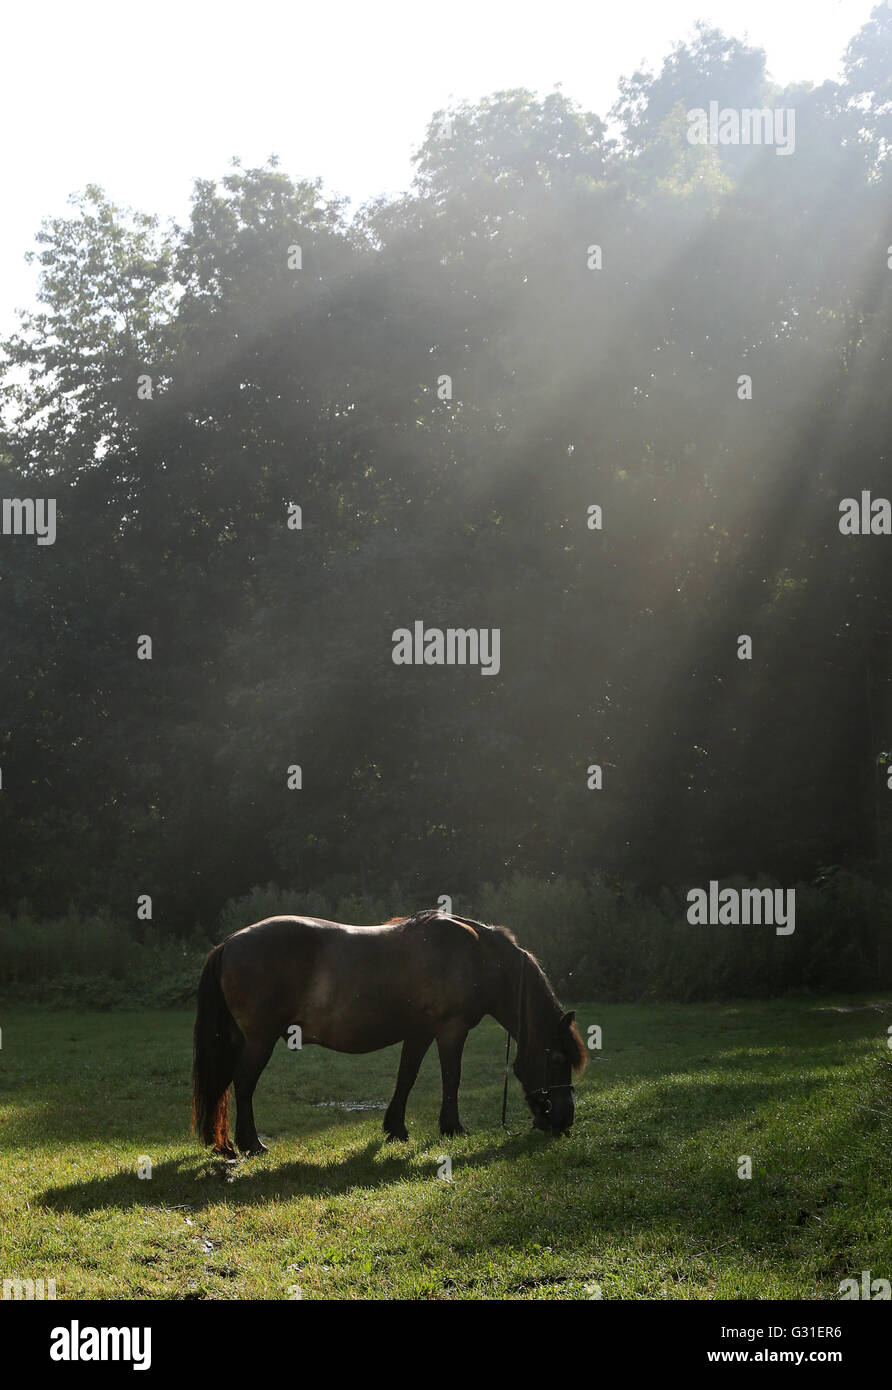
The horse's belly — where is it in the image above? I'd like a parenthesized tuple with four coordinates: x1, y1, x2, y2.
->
(309, 1025, 406, 1053)
(299, 1002, 415, 1053)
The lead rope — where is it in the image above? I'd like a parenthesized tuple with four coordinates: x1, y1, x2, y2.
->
(501, 954, 526, 1129)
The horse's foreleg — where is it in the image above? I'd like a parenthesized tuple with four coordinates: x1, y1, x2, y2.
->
(233, 1037, 276, 1155)
(384, 1033, 432, 1142)
(436, 1022, 469, 1137)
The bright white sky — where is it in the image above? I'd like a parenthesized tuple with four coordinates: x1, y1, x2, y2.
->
(1, 0, 877, 333)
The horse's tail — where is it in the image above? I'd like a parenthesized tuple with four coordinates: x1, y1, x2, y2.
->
(192, 943, 240, 1150)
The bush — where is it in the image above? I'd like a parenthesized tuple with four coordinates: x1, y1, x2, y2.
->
(217, 883, 329, 939)
(2, 870, 890, 1008)
(0, 909, 138, 985)
(0, 909, 212, 1008)
(218, 883, 393, 939)
(478, 875, 591, 995)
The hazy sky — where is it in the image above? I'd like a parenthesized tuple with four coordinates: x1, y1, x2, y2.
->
(1, 0, 877, 332)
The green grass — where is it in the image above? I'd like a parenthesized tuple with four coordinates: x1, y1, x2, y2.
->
(1, 998, 890, 1299)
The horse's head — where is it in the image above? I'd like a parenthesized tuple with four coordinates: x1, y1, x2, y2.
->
(516, 1008, 585, 1133)
(502, 942, 588, 1134)
(481, 926, 589, 1134)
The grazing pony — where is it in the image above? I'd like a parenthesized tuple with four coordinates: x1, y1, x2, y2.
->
(192, 909, 587, 1155)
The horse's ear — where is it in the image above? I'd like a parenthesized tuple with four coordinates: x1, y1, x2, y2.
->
(561, 1010, 576, 1027)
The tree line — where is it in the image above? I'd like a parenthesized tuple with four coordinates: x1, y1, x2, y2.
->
(1, 15, 891, 995)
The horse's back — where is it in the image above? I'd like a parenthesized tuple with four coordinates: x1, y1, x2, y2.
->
(218, 911, 488, 1052)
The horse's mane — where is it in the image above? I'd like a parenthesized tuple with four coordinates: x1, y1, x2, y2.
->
(392, 909, 587, 1074)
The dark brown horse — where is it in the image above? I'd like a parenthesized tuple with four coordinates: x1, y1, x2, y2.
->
(192, 908, 587, 1156)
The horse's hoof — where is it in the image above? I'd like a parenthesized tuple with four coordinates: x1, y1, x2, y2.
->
(214, 1143, 238, 1160)
(241, 1140, 269, 1156)
(384, 1128, 409, 1143)
(439, 1124, 467, 1138)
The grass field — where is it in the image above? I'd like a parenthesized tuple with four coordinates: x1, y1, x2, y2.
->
(1, 997, 890, 1300)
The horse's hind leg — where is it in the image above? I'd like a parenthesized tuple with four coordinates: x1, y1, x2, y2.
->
(436, 1022, 469, 1137)
(233, 1037, 276, 1155)
(384, 1033, 432, 1142)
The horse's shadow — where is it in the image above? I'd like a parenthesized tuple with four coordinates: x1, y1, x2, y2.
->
(40, 1129, 542, 1215)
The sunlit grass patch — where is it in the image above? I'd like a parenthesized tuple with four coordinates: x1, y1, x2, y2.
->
(0, 998, 889, 1298)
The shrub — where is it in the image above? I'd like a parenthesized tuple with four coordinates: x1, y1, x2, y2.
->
(2, 870, 890, 1008)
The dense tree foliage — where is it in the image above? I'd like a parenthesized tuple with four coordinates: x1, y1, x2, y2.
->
(1, 13, 891, 974)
